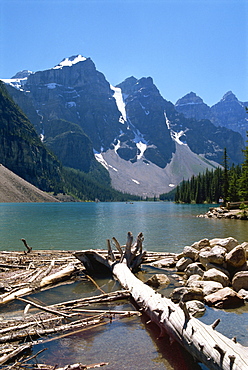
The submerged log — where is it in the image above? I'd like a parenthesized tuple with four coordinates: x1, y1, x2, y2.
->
(75, 232, 248, 370)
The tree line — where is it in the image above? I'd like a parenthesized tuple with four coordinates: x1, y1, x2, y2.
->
(161, 134, 248, 204)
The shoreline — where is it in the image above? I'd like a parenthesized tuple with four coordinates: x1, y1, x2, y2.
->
(197, 206, 247, 220)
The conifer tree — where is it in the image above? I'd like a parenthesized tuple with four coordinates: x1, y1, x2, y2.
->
(238, 132, 248, 200)
(222, 147, 229, 203)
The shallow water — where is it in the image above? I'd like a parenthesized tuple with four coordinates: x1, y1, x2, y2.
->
(1, 202, 248, 369)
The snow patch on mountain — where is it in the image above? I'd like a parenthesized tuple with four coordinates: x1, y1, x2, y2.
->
(1, 77, 28, 91)
(53, 55, 87, 69)
(110, 85, 127, 123)
(164, 111, 187, 146)
(94, 150, 118, 172)
(45, 83, 62, 89)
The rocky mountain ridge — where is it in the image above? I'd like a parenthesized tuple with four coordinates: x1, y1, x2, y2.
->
(175, 91, 248, 141)
(2, 55, 245, 197)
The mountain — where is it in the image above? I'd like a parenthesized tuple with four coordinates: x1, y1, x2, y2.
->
(0, 81, 63, 192)
(175, 91, 248, 141)
(2, 55, 245, 197)
(0, 81, 137, 202)
(211, 91, 248, 140)
(175, 92, 211, 121)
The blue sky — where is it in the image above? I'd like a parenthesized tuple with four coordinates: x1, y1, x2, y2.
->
(1, 0, 247, 106)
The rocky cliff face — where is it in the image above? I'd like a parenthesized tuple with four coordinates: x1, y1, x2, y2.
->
(2, 55, 245, 196)
(175, 92, 211, 121)
(175, 91, 248, 141)
(210, 91, 248, 140)
(0, 81, 63, 192)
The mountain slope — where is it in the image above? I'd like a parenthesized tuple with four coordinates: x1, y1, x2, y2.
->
(0, 81, 63, 192)
(0, 164, 59, 202)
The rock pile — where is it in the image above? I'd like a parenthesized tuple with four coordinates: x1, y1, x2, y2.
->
(197, 206, 246, 219)
(149, 237, 248, 313)
(173, 237, 248, 309)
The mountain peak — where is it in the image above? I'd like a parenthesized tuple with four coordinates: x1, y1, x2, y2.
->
(175, 92, 205, 106)
(11, 70, 33, 79)
(53, 55, 87, 69)
(221, 91, 238, 102)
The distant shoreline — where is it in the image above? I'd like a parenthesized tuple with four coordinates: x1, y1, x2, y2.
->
(197, 206, 247, 220)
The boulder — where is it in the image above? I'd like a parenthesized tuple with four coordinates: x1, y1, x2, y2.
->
(202, 268, 230, 287)
(226, 245, 246, 268)
(198, 248, 226, 267)
(209, 245, 226, 263)
(204, 287, 244, 308)
(145, 274, 170, 288)
(209, 237, 238, 252)
(186, 274, 202, 285)
(185, 262, 205, 278)
(232, 271, 248, 291)
(191, 238, 210, 251)
(237, 289, 248, 300)
(204, 262, 230, 277)
(187, 280, 223, 296)
(183, 246, 199, 261)
(240, 242, 248, 257)
(170, 286, 204, 303)
(185, 300, 206, 317)
(151, 257, 176, 268)
(176, 257, 193, 272)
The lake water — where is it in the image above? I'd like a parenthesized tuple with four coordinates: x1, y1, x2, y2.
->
(1, 201, 248, 252)
(1, 202, 248, 369)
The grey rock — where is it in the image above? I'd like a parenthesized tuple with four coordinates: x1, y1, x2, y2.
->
(185, 300, 206, 317)
(202, 268, 230, 287)
(187, 279, 223, 296)
(191, 239, 210, 251)
(145, 274, 170, 288)
(176, 257, 193, 272)
(184, 262, 205, 278)
(205, 287, 244, 309)
(209, 237, 238, 252)
(226, 245, 246, 268)
(232, 271, 248, 291)
(183, 246, 199, 261)
(170, 286, 204, 303)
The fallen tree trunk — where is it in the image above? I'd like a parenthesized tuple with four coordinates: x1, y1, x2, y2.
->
(75, 232, 248, 370)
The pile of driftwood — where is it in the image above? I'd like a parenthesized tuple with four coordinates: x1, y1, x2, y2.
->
(0, 290, 134, 369)
(0, 239, 143, 369)
(1, 234, 248, 370)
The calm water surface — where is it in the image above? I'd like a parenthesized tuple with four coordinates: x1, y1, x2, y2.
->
(1, 202, 247, 369)
(1, 201, 248, 251)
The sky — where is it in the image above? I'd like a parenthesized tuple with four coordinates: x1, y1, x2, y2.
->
(1, 0, 247, 106)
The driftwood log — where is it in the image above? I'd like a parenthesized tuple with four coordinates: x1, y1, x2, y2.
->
(75, 232, 248, 370)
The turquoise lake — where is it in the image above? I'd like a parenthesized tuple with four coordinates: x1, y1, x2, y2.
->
(1, 201, 248, 252)
(1, 202, 247, 370)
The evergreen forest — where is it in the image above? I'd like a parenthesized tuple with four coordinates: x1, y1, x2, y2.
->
(162, 137, 248, 204)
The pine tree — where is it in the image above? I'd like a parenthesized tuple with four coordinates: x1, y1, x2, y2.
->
(238, 132, 248, 200)
(222, 147, 229, 203)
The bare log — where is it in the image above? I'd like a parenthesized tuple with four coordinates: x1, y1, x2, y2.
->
(16, 296, 72, 318)
(75, 232, 248, 370)
(0, 316, 103, 343)
(0, 264, 77, 305)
